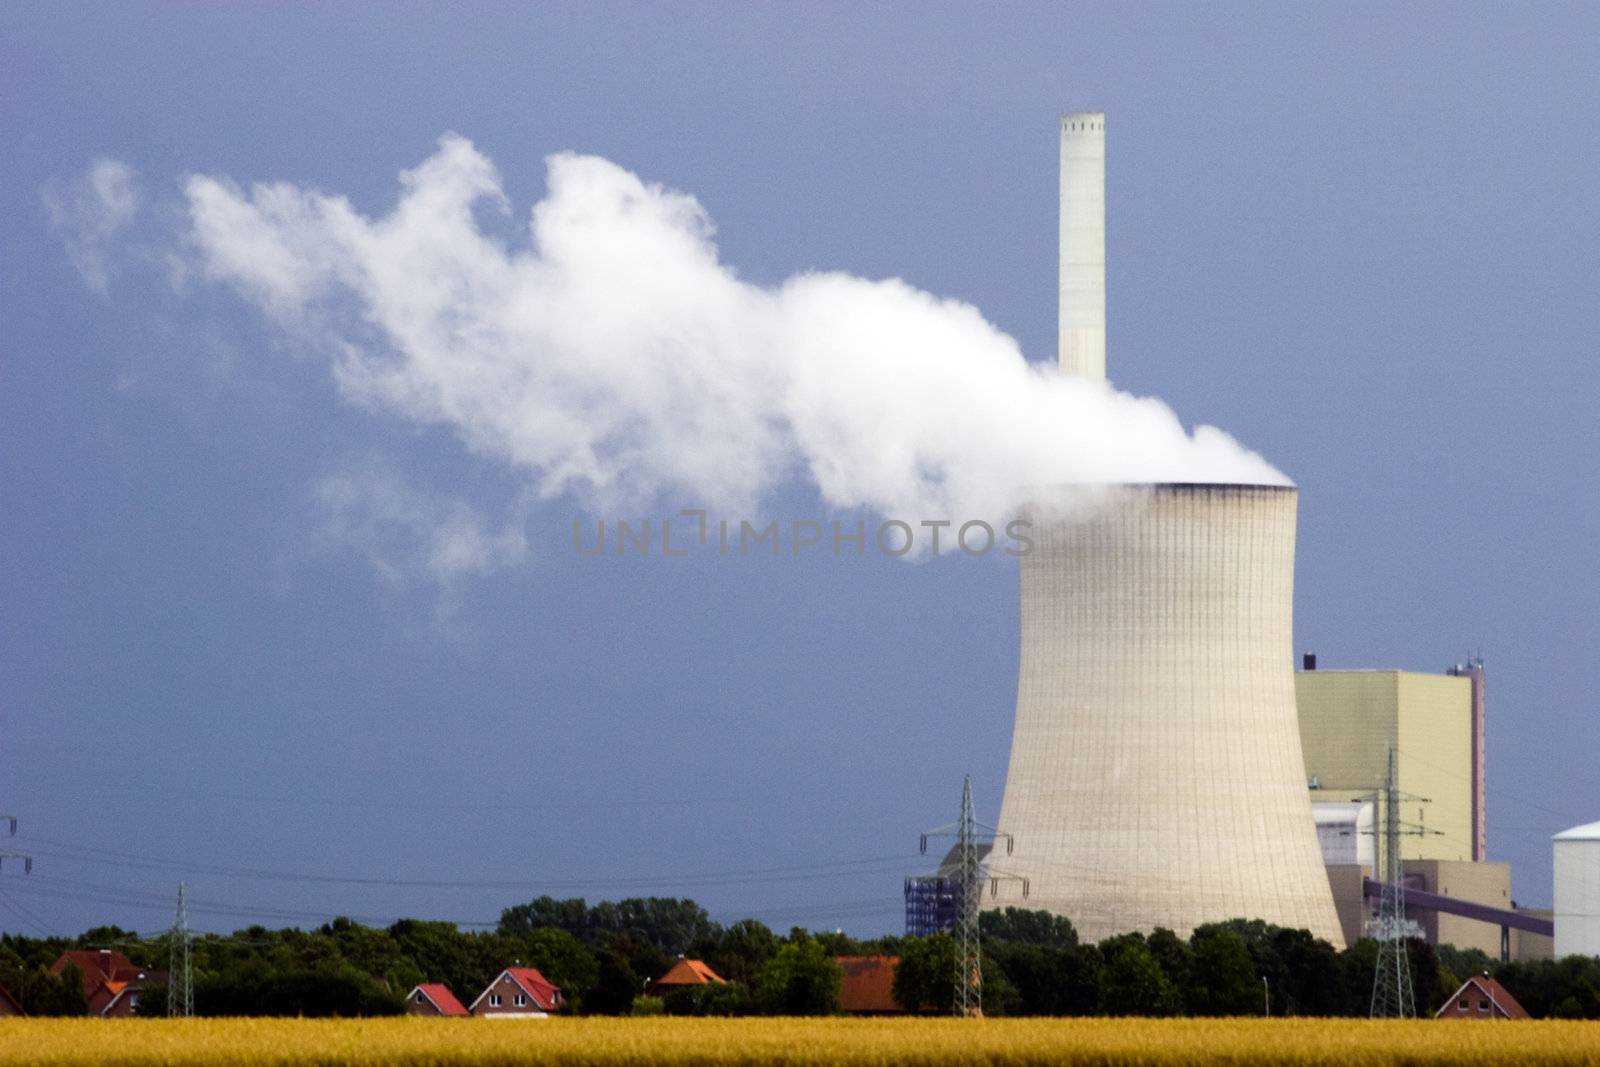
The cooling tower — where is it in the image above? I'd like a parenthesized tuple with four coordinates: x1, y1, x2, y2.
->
(985, 116, 1344, 946)
(989, 485, 1344, 945)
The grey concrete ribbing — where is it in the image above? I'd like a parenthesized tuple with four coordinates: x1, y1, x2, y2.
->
(989, 485, 1345, 947)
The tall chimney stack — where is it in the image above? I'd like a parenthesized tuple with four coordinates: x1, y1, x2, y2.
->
(1059, 112, 1105, 379)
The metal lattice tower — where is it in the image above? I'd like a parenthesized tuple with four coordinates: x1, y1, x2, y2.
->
(920, 776, 1025, 1017)
(1370, 749, 1416, 1018)
(0, 812, 32, 876)
(168, 882, 193, 1017)
(954, 777, 981, 1017)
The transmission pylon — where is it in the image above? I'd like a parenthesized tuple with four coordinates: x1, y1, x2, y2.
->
(920, 775, 1026, 1017)
(0, 812, 32, 876)
(168, 882, 193, 1017)
(1370, 748, 1419, 1018)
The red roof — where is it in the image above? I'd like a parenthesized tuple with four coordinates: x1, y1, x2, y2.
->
(51, 950, 142, 987)
(50, 950, 161, 1017)
(410, 983, 469, 1016)
(647, 959, 726, 993)
(836, 956, 900, 1014)
(505, 968, 561, 1011)
(1436, 974, 1529, 1020)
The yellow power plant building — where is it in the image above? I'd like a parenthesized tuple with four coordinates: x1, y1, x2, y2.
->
(1296, 665, 1477, 865)
(1292, 659, 1547, 957)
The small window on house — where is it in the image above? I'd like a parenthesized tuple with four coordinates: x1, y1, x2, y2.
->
(1479, 999, 1489, 1012)
(490, 993, 502, 1007)
(514, 993, 527, 1007)
(1458, 998, 1469, 1011)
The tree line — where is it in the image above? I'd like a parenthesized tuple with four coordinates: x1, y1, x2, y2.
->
(2, 898, 1597, 1018)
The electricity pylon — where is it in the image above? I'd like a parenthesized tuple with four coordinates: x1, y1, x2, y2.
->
(1369, 748, 1428, 1018)
(921, 776, 1026, 1017)
(168, 883, 193, 1017)
(0, 812, 32, 875)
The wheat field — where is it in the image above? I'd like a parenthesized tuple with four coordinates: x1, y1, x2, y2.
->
(1, 1017, 1598, 1066)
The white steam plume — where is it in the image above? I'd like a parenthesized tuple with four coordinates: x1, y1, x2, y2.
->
(186, 135, 1285, 526)
(44, 158, 141, 294)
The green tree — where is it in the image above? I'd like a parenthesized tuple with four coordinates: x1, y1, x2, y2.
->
(1270, 927, 1341, 1016)
(197, 960, 404, 1017)
(985, 942, 1099, 1016)
(1499, 956, 1600, 1019)
(662, 980, 751, 1016)
(498, 897, 590, 940)
(1183, 928, 1260, 1015)
(754, 940, 841, 1015)
(1335, 938, 1379, 1016)
(1406, 938, 1442, 1015)
(1434, 965, 1461, 1015)
(979, 908, 1078, 948)
(892, 934, 954, 1014)
(512, 928, 599, 1005)
(584, 950, 641, 1015)
(707, 919, 777, 986)
(388, 921, 483, 1011)
(607, 934, 670, 993)
(1145, 928, 1191, 991)
(19, 964, 89, 1016)
(1096, 941, 1179, 1016)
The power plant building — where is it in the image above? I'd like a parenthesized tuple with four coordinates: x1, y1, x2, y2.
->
(986, 114, 1344, 947)
(1296, 665, 1479, 864)
(1294, 659, 1551, 958)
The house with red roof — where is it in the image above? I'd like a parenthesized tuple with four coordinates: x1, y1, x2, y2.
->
(1435, 973, 1529, 1020)
(835, 956, 902, 1015)
(645, 958, 725, 996)
(0, 981, 24, 1017)
(50, 949, 163, 1018)
(468, 967, 563, 1018)
(404, 982, 470, 1017)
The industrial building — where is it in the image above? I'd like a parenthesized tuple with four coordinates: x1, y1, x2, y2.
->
(986, 114, 1343, 946)
(1295, 658, 1554, 959)
(905, 842, 990, 937)
(1554, 821, 1600, 959)
(1297, 661, 1480, 866)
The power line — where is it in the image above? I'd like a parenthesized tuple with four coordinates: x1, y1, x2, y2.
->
(1397, 747, 1588, 825)
(17, 834, 919, 892)
(0, 887, 56, 937)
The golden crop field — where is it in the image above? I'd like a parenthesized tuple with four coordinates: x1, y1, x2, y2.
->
(2, 1017, 1598, 1067)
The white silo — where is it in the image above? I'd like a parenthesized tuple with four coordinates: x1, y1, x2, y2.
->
(1554, 821, 1600, 959)
(985, 115, 1344, 946)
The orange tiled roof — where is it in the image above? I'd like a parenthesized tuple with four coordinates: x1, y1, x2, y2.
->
(836, 955, 900, 1013)
(648, 959, 726, 991)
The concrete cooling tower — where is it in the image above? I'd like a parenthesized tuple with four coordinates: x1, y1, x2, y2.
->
(985, 115, 1345, 947)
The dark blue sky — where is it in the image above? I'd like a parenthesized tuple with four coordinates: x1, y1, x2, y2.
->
(2, 3, 1595, 937)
